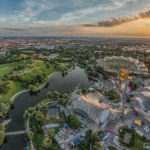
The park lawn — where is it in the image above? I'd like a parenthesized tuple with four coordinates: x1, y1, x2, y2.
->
(22, 50, 36, 54)
(62, 57, 72, 62)
(18, 54, 30, 59)
(26, 60, 44, 69)
(0, 81, 24, 103)
(0, 59, 40, 79)
(108, 146, 117, 150)
(0, 61, 26, 78)
(121, 134, 150, 150)
(71, 148, 80, 150)
(129, 136, 149, 150)
(21, 63, 68, 81)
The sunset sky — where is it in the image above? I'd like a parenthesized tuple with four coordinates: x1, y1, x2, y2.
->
(0, 0, 150, 37)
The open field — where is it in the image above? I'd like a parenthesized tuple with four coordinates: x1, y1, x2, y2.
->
(101, 60, 137, 72)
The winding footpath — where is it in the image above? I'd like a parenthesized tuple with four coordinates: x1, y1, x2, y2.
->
(27, 119, 35, 150)
(10, 89, 30, 102)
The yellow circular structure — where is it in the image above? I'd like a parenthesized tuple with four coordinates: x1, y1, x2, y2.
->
(118, 69, 128, 80)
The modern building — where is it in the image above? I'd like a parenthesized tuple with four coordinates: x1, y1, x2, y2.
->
(68, 92, 122, 127)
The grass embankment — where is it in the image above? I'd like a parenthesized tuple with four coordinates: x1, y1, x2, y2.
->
(0, 81, 24, 103)
(0, 59, 69, 104)
(128, 136, 150, 150)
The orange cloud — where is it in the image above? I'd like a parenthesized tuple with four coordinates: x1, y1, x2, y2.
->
(83, 9, 150, 27)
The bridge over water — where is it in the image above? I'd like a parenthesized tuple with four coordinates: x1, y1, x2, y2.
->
(6, 130, 25, 136)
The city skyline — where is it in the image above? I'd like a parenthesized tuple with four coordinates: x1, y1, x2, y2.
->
(0, 0, 150, 37)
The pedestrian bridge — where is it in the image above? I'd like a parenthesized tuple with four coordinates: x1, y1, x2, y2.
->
(6, 130, 25, 136)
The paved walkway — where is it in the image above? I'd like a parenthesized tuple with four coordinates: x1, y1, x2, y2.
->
(10, 89, 30, 101)
(27, 119, 35, 150)
(8, 66, 45, 77)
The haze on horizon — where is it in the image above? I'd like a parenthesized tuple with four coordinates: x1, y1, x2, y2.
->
(0, 0, 150, 37)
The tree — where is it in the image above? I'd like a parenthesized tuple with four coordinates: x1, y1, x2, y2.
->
(79, 139, 89, 150)
(67, 114, 82, 130)
(47, 91, 52, 98)
(41, 103, 48, 113)
(63, 93, 68, 98)
(60, 98, 67, 105)
(0, 125, 5, 131)
(93, 143, 100, 150)
(93, 134, 101, 143)
(28, 107, 34, 113)
(23, 110, 28, 119)
(35, 111, 44, 123)
(23, 109, 33, 119)
(35, 104, 41, 111)
(53, 91, 60, 99)
(0, 81, 10, 94)
(27, 112, 33, 119)
(47, 128, 55, 139)
(82, 88, 88, 94)
(107, 89, 120, 101)
(0, 124, 5, 146)
(0, 130, 5, 146)
(92, 134, 101, 150)
(27, 131, 34, 140)
(35, 75, 43, 84)
(0, 103, 8, 115)
(129, 81, 138, 91)
(42, 135, 52, 148)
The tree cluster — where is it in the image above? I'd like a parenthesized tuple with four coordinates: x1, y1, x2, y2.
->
(67, 114, 82, 130)
(0, 80, 10, 94)
(106, 89, 120, 101)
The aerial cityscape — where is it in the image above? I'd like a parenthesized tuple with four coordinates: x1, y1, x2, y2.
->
(0, 1, 150, 150)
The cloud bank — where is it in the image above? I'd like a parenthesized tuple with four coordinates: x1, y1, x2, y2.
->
(84, 9, 150, 27)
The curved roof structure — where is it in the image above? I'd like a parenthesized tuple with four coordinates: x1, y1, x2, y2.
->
(69, 92, 120, 125)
